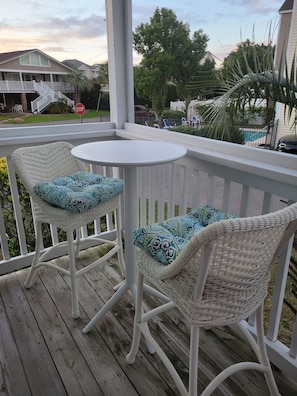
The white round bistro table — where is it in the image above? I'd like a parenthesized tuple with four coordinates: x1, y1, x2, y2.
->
(71, 140, 187, 333)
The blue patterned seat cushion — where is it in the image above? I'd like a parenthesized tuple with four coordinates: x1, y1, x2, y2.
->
(133, 206, 236, 266)
(34, 171, 124, 214)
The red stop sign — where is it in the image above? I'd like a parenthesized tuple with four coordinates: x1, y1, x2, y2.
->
(75, 103, 85, 116)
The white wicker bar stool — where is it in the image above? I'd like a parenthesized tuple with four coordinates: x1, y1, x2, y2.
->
(126, 203, 297, 395)
(12, 141, 125, 318)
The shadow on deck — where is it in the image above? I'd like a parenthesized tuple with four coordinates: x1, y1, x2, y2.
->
(0, 245, 296, 395)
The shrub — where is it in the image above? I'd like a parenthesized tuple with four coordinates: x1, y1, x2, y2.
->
(162, 110, 186, 126)
(46, 99, 73, 114)
(172, 125, 201, 136)
(0, 159, 53, 258)
(199, 124, 245, 144)
(168, 122, 245, 144)
(0, 159, 28, 257)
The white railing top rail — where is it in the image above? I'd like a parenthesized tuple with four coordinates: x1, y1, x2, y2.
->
(0, 122, 116, 154)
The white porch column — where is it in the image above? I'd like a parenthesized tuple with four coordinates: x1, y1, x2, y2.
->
(19, 71, 24, 90)
(274, 0, 297, 142)
(50, 73, 54, 91)
(105, 0, 134, 128)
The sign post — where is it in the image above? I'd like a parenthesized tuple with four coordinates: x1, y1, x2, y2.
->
(75, 103, 85, 123)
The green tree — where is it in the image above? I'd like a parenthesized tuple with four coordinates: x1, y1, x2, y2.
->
(133, 7, 210, 115)
(171, 34, 214, 111)
(221, 39, 274, 82)
(97, 62, 109, 88)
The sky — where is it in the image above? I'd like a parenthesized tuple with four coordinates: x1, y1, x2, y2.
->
(0, 0, 283, 67)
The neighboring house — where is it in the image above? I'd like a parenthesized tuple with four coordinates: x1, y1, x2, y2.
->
(0, 49, 74, 113)
(275, 0, 296, 141)
(63, 59, 109, 94)
(199, 51, 218, 67)
(62, 59, 100, 79)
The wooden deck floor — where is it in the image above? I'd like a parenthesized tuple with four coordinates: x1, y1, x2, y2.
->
(1, 246, 297, 396)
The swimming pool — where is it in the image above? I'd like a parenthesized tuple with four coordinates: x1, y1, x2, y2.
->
(243, 130, 266, 142)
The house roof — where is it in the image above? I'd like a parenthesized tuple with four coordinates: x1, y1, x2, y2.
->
(63, 59, 88, 69)
(0, 48, 74, 71)
(63, 59, 100, 72)
(89, 64, 100, 71)
(279, 0, 293, 12)
(0, 49, 37, 65)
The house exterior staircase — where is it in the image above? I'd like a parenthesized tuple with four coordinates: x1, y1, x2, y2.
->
(31, 81, 74, 113)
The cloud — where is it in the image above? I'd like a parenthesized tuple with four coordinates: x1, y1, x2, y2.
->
(220, 0, 280, 15)
(33, 14, 106, 39)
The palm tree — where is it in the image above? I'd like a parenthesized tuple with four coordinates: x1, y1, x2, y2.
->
(65, 70, 92, 104)
(204, 43, 297, 140)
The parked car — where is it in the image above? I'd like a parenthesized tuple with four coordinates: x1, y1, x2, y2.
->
(134, 105, 156, 124)
(276, 134, 297, 154)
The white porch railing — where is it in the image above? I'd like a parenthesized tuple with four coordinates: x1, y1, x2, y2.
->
(0, 80, 73, 93)
(31, 81, 74, 113)
(0, 121, 297, 384)
(31, 81, 53, 113)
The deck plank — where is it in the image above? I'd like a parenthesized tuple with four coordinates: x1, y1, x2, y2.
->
(0, 272, 66, 396)
(0, 246, 296, 396)
(0, 281, 31, 396)
(17, 269, 105, 396)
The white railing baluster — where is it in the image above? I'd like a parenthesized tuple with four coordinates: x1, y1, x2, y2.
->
(191, 169, 203, 209)
(158, 164, 166, 221)
(206, 174, 216, 207)
(148, 166, 155, 224)
(267, 236, 294, 341)
(169, 163, 177, 218)
(240, 185, 252, 216)
(222, 179, 232, 213)
(0, 204, 10, 260)
(139, 167, 144, 225)
(262, 191, 274, 214)
(290, 317, 297, 358)
(6, 157, 28, 255)
(180, 165, 189, 214)
(49, 223, 60, 245)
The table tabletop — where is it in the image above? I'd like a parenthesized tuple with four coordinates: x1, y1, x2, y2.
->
(71, 140, 187, 167)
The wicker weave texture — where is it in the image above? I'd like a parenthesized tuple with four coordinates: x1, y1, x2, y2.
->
(13, 141, 84, 189)
(137, 203, 297, 327)
(12, 141, 120, 230)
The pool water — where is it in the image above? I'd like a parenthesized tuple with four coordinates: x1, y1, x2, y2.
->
(243, 131, 266, 142)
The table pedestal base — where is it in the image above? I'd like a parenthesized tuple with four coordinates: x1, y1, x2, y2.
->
(83, 280, 132, 333)
(83, 280, 170, 333)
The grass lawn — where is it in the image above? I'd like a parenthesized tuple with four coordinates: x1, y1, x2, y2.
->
(0, 109, 110, 124)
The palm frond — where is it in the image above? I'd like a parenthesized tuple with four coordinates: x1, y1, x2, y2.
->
(205, 48, 297, 138)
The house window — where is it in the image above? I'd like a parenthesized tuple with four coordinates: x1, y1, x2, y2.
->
(20, 53, 50, 67)
(30, 53, 39, 65)
(40, 57, 49, 66)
